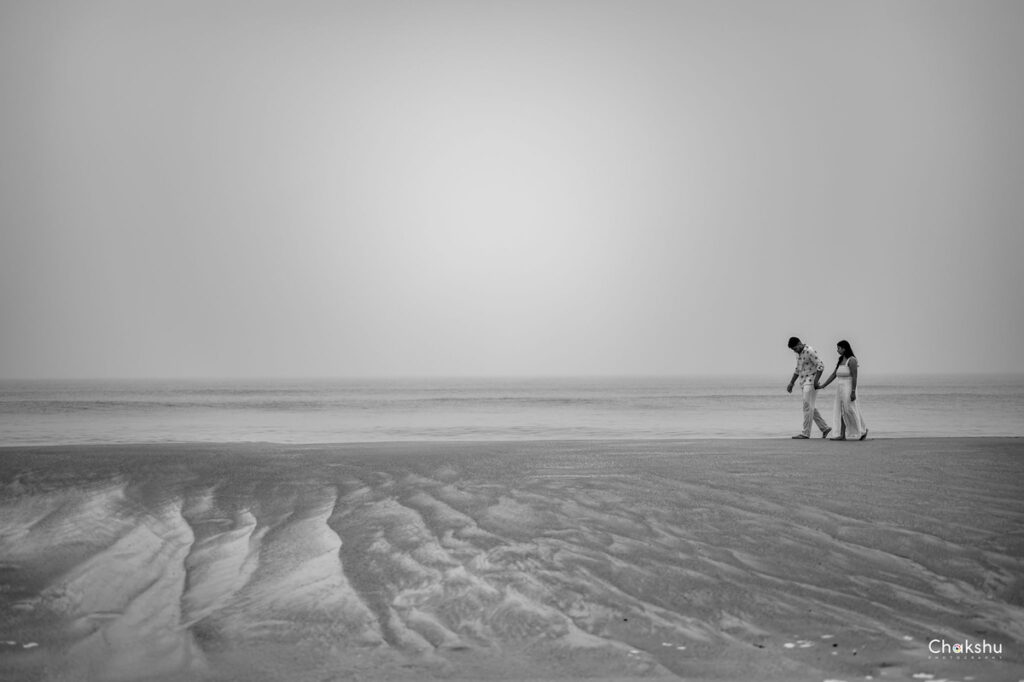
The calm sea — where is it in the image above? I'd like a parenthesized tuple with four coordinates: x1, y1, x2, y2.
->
(1, 375, 1022, 446)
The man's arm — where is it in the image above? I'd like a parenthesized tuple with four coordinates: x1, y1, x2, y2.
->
(810, 349, 825, 390)
(808, 348, 825, 374)
(788, 350, 804, 393)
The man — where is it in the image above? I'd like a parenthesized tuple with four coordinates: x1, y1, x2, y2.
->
(786, 336, 832, 439)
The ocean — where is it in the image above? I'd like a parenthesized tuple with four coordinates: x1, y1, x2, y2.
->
(2, 375, 1022, 446)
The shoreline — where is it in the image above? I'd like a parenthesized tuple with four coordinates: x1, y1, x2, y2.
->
(2, 438, 1022, 681)
(2, 434, 1021, 449)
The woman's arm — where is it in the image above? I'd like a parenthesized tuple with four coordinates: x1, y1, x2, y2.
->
(849, 357, 859, 400)
(817, 370, 837, 390)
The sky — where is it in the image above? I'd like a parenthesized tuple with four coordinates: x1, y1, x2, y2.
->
(1, 0, 1022, 379)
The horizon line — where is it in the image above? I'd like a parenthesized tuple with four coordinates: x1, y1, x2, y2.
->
(3, 371, 1022, 383)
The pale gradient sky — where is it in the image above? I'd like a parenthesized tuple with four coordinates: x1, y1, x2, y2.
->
(2, 0, 1022, 378)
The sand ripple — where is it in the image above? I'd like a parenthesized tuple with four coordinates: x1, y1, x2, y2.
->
(1, 439, 1022, 681)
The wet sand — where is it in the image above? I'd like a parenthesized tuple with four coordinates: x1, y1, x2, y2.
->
(1, 438, 1022, 681)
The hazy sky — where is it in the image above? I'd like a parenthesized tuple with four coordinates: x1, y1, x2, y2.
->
(2, 1, 1022, 378)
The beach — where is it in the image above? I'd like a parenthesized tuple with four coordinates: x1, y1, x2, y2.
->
(1, 438, 1022, 682)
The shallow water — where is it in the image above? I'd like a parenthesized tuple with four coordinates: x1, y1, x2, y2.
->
(2, 375, 1023, 445)
(1, 440, 1022, 681)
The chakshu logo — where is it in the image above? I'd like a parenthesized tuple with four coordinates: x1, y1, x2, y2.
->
(929, 637, 1004, 660)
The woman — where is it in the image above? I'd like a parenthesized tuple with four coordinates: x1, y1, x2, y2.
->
(816, 340, 868, 440)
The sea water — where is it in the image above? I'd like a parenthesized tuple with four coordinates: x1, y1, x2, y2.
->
(1, 375, 1022, 446)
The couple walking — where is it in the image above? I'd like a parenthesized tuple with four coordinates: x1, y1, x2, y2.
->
(786, 336, 869, 441)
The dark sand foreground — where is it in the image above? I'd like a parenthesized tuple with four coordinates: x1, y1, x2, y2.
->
(1, 438, 1022, 682)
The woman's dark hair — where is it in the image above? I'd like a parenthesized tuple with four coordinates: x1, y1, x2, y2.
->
(836, 339, 856, 366)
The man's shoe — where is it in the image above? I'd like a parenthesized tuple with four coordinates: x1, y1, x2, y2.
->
(791, 434, 810, 439)
(859, 430, 869, 441)
(821, 427, 832, 439)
